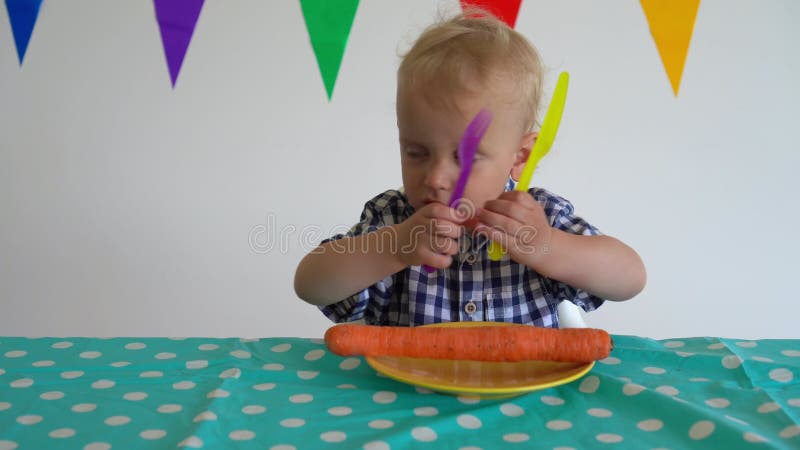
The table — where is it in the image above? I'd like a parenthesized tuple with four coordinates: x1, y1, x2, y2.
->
(1, 335, 798, 449)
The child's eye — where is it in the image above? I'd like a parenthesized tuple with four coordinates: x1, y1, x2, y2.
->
(402, 144, 428, 158)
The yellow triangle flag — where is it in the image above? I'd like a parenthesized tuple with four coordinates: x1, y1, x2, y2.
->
(640, 0, 700, 96)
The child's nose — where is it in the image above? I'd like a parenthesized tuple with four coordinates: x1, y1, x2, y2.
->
(424, 158, 456, 191)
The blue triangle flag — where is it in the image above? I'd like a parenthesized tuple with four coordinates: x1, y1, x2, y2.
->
(5, 0, 44, 64)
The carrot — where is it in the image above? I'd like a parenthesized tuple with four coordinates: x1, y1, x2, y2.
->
(324, 323, 613, 363)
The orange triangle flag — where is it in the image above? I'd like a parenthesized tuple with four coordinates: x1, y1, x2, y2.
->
(640, 0, 700, 96)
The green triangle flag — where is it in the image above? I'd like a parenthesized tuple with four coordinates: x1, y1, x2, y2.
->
(300, 0, 360, 101)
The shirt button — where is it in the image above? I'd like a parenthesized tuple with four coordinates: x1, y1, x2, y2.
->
(464, 301, 477, 315)
(465, 253, 477, 264)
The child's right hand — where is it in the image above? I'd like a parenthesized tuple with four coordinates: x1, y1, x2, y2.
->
(395, 203, 465, 270)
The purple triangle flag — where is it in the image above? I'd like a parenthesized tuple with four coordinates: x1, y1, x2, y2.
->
(5, 0, 44, 65)
(154, 0, 204, 87)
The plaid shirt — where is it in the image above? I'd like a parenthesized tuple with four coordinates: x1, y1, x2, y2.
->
(319, 181, 605, 327)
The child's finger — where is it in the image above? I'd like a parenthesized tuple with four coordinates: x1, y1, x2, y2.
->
(432, 219, 463, 239)
(480, 200, 530, 225)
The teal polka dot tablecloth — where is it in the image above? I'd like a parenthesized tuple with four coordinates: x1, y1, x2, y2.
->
(1, 335, 799, 449)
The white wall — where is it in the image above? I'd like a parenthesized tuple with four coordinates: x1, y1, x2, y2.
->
(1, 1, 798, 339)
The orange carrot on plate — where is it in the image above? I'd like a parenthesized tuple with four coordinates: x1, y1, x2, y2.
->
(324, 323, 612, 363)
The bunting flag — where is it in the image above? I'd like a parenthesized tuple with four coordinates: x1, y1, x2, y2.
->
(300, 0, 360, 101)
(460, 0, 522, 28)
(640, 0, 700, 96)
(154, 0, 205, 88)
(5, 0, 43, 64)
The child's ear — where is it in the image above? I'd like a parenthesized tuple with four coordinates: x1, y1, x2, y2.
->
(510, 132, 537, 181)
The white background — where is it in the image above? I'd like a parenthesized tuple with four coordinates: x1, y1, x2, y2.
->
(1, 1, 798, 339)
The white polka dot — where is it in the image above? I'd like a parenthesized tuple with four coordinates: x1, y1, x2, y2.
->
(72, 403, 97, 413)
(17, 415, 42, 425)
(271, 343, 292, 353)
(546, 420, 572, 431)
(752, 356, 774, 363)
(32, 360, 54, 367)
(363, 441, 390, 450)
(373, 391, 397, 404)
(155, 352, 176, 360)
(253, 383, 276, 391)
(643, 367, 666, 375)
(540, 396, 565, 406)
(722, 355, 742, 369)
(757, 402, 780, 413)
(125, 342, 146, 350)
(158, 404, 182, 413)
(186, 360, 208, 370)
(297, 371, 319, 380)
(243, 405, 266, 415)
(123, 392, 147, 401)
(84, 444, 111, 450)
(304, 349, 325, 361)
(0, 441, 18, 450)
(690, 377, 711, 382)
(599, 357, 621, 365)
(788, 398, 800, 407)
(415, 387, 433, 394)
(198, 344, 218, 351)
(178, 436, 203, 448)
(173, 381, 196, 390)
(781, 350, 800, 357)
(207, 389, 230, 398)
(49, 428, 76, 438)
(110, 361, 131, 368)
(676, 351, 695, 357)
(769, 368, 794, 383)
(503, 433, 530, 443)
(579, 375, 600, 393)
(40, 391, 64, 400)
(744, 432, 768, 443)
(339, 358, 361, 370)
(0, 402, 10, 411)
(368, 420, 394, 429)
(193, 411, 217, 422)
(52, 341, 73, 349)
(230, 350, 251, 359)
(92, 380, 115, 389)
(457, 395, 481, 404)
(412, 427, 437, 442)
(707, 343, 725, 350)
(105, 416, 131, 426)
(499, 403, 524, 417)
(270, 446, 297, 450)
(280, 418, 305, 428)
(689, 420, 715, 440)
(457, 414, 482, 429)
(656, 385, 679, 396)
(229, 430, 255, 441)
(735, 341, 757, 348)
(220, 368, 241, 379)
(79, 351, 102, 359)
(4, 350, 27, 358)
(780, 425, 800, 438)
(637, 419, 664, 431)
(320, 431, 346, 443)
(705, 398, 730, 408)
(414, 406, 438, 417)
(587, 408, 613, 418)
(10, 378, 33, 388)
(663, 341, 685, 348)
(289, 394, 313, 404)
(623, 383, 646, 396)
(140, 430, 166, 440)
(140, 371, 163, 378)
(596, 434, 623, 443)
(240, 337, 259, 342)
(263, 363, 284, 371)
(328, 407, 351, 416)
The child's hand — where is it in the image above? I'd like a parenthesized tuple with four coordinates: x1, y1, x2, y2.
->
(396, 203, 465, 270)
(474, 191, 552, 266)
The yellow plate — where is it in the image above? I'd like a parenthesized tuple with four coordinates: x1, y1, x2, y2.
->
(365, 322, 594, 399)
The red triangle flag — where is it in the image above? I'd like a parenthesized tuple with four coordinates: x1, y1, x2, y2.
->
(460, 0, 522, 28)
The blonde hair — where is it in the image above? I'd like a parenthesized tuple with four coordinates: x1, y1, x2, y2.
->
(398, 9, 544, 132)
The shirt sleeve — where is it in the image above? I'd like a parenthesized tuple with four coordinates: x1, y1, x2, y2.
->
(531, 188, 606, 312)
(318, 192, 399, 323)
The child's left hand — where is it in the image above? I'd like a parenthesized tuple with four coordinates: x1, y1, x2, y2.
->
(473, 190, 553, 267)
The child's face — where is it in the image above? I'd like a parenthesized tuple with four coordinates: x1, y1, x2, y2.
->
(396, 82, 533, 218)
